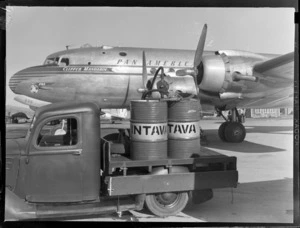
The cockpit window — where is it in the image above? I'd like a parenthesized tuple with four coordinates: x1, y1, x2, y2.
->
(44, 57, 57, 65)
(44, 57, 70, 66)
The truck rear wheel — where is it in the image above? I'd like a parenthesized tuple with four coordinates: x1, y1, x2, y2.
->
(145, 192, 189, 217)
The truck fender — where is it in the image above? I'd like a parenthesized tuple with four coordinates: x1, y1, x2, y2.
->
(5, 188, 37, 220)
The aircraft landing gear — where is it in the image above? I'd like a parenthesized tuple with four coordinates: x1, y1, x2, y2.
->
(217, 108, 246, 143)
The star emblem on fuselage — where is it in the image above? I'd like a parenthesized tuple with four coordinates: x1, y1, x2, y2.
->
(30, 84, 39, 93)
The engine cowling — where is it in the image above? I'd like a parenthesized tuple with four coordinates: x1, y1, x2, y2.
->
(197, 55, 226, 92)
(197, 50, 266, 94)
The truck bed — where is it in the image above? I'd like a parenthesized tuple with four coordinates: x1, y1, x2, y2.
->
(101, 141, 238, 197)
(102, 141, 236, 175)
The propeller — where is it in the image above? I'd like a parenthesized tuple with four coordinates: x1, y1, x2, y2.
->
(137, 51, 148, 93)
(142, 51, 148, 88)
(176, 24, 207, 99)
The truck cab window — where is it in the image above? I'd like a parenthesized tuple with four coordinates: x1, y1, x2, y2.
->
(37, 118, 78, 147)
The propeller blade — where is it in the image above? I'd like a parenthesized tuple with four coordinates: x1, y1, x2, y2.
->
(142, 51, 148, 88)
(193, 24, 207, 100)
(175, 24, 207, 78)
(194, 24, 207, 68)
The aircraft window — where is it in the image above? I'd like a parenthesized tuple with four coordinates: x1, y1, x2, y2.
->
(37, 117, 78, 147)
(44, 57, 59, 65)
(60, 58, 69, 66)
(44, 58, 56, 65)
(119, 52, 127, 56)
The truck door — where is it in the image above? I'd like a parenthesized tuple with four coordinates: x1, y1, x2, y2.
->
(23, 116, 84, 203)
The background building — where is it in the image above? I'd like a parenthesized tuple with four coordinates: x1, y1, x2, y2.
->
(250, 108, 293, 118)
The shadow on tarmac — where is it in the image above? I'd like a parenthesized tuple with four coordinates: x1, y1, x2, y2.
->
(213, 121, 293, 135)
(54, 178, 293, 223)
(202, 129, 287, 153)
(42, 210, 139, 222)
(245, 125, 293, 135)
(183, 178, 293, 223)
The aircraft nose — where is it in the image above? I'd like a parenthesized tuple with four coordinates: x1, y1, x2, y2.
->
(9, 67, 34, 93)
(9, 71, 22, 93)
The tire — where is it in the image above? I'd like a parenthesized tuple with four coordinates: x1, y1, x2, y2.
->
(224, 122, 246, 143)
(145, 192, 189, 217)
(218, 122, 229, 142)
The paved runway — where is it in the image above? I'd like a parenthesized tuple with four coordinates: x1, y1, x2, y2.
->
(5, 117, 294, 223)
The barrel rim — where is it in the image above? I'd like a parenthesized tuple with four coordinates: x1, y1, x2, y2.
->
(131, 100, 167, 103)
(168, 119, 201, 122)
(130, 120, 168, 123)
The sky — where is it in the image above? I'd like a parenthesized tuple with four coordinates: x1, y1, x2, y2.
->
(5, 7, 295, 108)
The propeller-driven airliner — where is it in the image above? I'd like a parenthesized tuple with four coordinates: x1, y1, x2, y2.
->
(9, 24, 294, 143)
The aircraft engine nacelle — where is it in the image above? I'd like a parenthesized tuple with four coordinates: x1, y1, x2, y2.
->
(197, 50, 261, 94)
(197, 55, 227, 93)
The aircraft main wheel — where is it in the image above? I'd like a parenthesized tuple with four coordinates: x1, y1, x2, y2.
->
(224, 122, 246, 143)
(145, 192, 189, 217)
(218, 122, 229, 142)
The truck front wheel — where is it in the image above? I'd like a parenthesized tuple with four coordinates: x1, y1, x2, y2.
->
(145, 192, 189, 217)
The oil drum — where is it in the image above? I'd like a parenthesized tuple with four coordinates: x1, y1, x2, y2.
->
(168, 99, 201, 159)
(130, 100, 168, 160)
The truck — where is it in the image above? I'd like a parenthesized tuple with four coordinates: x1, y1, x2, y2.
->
(5, 101, 238, 220)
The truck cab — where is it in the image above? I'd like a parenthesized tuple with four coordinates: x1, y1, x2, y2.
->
(5, 101, 238, 220)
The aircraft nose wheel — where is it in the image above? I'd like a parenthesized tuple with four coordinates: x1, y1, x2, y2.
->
(145, 192, 189, 217)
(218, 122, 246, 143)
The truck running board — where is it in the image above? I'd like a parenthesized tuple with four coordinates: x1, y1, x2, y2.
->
(6, 188, 144, 220)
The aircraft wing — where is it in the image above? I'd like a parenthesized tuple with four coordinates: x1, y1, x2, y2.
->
(213, 52, 295, 110)
(253, 52, 294, 81)
(245, 52, 294, 108)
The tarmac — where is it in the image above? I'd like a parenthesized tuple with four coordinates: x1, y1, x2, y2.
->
(4, 117, 294, 223)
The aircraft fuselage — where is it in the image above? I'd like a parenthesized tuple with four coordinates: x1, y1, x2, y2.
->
(9, 46, 283, 110)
